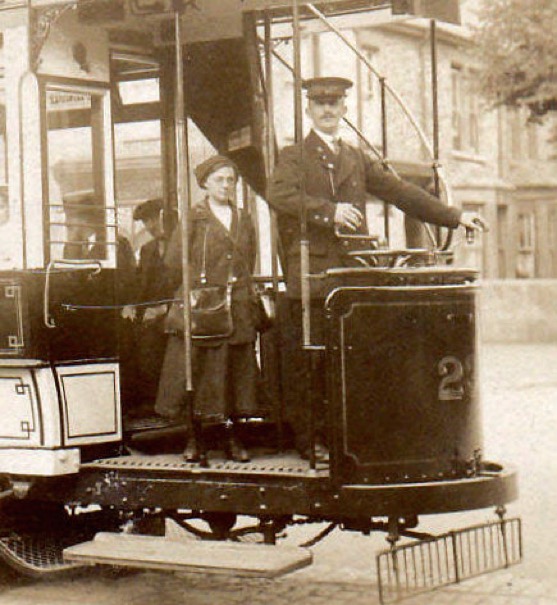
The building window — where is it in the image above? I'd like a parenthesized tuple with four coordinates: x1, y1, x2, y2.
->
(497, 205, 508, 278)
(356, 45, 381, 146)
(362, 46, 378, 100)
(516, 211, 536, 278)
(527, 121, 539, 160)
(507, 108, 522, 160)
(549, 205, 557, 278)
(451, 64, 480, 154)
(451, 65, 462, 150)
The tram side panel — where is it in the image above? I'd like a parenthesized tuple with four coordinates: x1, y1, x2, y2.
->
(0, 270, 121, 477)
(326, 272, 482, 486)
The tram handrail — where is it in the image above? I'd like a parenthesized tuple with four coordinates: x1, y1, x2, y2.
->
(44, 260, 102, 329)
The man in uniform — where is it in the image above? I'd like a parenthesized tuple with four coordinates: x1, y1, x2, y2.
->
(268, 76, 487, 461)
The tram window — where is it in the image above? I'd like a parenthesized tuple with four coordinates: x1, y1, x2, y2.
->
(0, 38, 17, 268)
(118, 79, 160, 105)
(45, 86, 115, 265)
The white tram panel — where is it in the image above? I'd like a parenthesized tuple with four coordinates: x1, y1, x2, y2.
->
(56, 363, 122, 447)
(0, 362, 121, 476)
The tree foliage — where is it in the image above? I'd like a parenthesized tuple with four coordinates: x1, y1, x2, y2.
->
(473, 0, 557, 115)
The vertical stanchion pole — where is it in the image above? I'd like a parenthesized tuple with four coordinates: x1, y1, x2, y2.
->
(430, 19, 441, 244)
(380, 77, 389, 245)
(292, 0, 315, 470)
(264, 11, 285, 451)
(265, 13, 280, 294)
(173, 2, 195, 413)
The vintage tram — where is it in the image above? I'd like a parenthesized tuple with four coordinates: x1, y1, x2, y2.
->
(0, 0, 519, 601)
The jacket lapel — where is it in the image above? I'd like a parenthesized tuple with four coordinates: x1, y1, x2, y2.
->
(305, 130, 338, 199)
(335, 140, 357, 190)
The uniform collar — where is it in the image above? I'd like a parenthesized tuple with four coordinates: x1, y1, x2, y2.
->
(312, 128, 340, 152)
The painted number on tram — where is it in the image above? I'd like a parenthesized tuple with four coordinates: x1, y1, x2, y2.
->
(437, 355, 474, 401)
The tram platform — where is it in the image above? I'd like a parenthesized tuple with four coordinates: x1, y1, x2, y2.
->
(84, 451, 329, 479)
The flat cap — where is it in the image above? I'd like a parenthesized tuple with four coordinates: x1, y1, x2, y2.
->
(133, 198, 163, 221)
(194, 154, 238, 188)
(303, 76, 353, 100)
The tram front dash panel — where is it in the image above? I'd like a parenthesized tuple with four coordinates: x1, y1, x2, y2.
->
(326, 268, 482, 485)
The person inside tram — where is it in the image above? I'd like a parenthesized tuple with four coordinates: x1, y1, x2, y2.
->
(268, 76, 489, 463)
(122, 198, 174, 416)
(155, 155, 259, 464)
(63, 190, 107, 261)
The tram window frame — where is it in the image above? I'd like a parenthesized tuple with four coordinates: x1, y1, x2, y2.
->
(0, 35, 13, 268)
(41, 79, 116, 267)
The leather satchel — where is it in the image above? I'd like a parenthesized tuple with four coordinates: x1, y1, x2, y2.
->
(191, 283, 233, 339)
(165, 220, 235, 340)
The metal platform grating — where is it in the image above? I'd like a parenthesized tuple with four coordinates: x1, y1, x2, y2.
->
(84, 452, 328, 477)
(0, 532, 86, 577)
(377, 517, 522, 604)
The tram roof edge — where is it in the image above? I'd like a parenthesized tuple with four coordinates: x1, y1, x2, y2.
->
(17, 1, 460, 26)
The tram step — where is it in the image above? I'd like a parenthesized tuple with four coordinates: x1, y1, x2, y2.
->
(63, 532, 313, 578)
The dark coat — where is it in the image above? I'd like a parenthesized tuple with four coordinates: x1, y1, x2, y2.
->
(268, 130, 462, 298)
(155, 198, 259, 423)
(163, 198, 258, 345)
(135, 235, 174, 321)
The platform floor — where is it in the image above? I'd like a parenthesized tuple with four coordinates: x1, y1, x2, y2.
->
(85, 450, 329, 478)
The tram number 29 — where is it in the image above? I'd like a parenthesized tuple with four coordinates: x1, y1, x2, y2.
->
(437, 355, 474, 401)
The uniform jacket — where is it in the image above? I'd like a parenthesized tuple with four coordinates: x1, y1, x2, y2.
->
(268, 130, 462, 298)
(164, 198, 258, 345)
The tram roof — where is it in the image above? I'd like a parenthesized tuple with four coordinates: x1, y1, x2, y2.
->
(22, 0, 459, 25)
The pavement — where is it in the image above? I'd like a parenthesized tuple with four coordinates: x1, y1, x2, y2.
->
(0, 343, 555, 604)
